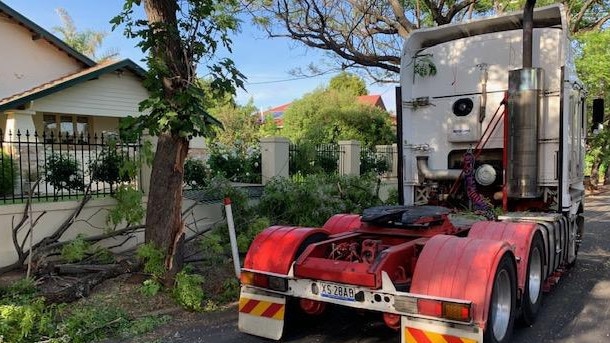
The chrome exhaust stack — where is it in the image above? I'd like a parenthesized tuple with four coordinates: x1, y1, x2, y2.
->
(507, 0, 543, 198)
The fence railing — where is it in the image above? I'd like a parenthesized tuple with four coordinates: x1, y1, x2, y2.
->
(289, 143, 341, 176)
(0, 130, 141, 204)
(361, 145, 396, 177)
(287, 142, 397, 177)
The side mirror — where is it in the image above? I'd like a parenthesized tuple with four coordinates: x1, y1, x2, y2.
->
(592, 98, 604, 134)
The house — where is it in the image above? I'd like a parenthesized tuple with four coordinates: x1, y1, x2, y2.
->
(0, 1, 224, 269)
(261, 94, 391, 128)
(0, 1, 149, 142)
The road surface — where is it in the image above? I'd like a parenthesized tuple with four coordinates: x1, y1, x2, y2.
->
(129, 191, 610, 343)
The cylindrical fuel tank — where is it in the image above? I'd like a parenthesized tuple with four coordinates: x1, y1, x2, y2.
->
(507, 68, 544, 198)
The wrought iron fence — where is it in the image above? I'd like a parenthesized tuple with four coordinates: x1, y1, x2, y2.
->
(0, 129, 141, 204)
(289, 143, 341, 176)
(361, 145, 396, 177)
(288, 142, 396, 177)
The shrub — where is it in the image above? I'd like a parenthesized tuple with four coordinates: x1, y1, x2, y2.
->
(0, 150, 17, 196)
(257, 174, 382, 227)
(136, 243, 166, 280)
(184, 158, 210, 188)
(56, 304, 129, 343)
(0, 297, 52, 342)
(207, 142, 261, 183)
(90, 142, 133, 188)
(140, 279, 162, 297)
(289, 142, 339, 176)
(45, 153, 84, 196)
(61, 234, 91, 263)
(173, 270, 204, 311)
(106, 185, 144, 227)
(360, 149, 390, 175)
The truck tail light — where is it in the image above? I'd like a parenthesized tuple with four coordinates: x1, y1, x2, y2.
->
(443, 302, 471, 322)
(417, 298, 471, 322)
(418, 299, 442, 317)
(240, 271, 288, 292)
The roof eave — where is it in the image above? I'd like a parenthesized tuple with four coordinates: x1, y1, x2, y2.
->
(0, 59, 146, 112)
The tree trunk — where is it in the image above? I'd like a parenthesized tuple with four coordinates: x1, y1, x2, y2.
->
(42, 258, 139, 304)
(145, 134, 189, 286)
(591, 160, 601, 188)
(142, 0, 192, 287)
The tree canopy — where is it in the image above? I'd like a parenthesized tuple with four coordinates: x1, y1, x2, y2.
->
(246, 0, 610, 82)
(575, 30, 610, 98)
(328, 71, 368, 96)
(281, 87, 394, 147)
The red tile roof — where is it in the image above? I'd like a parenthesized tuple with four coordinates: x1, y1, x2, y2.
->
(260, 95, 388, 127)
(357, 95, 386, 110)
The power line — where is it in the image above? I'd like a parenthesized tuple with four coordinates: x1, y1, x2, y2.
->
(244, 70, 335, 85)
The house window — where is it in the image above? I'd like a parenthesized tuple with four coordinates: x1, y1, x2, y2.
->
(43, 114, 90, 143)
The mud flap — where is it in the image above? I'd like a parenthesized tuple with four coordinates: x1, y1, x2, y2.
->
(238, 287, 286, 340)
(402, 316, 482, 343)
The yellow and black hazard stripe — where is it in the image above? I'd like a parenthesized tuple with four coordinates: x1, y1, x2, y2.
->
(239, 297, 285, 320)
(405, 327, 477, 343)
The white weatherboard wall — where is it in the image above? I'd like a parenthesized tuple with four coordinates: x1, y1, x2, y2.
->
(0, 197, 224, 268)
(0, 13, 82, 99)
(32, 72, 149, 118)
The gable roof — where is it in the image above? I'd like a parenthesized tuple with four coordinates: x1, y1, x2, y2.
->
(262, 95, 387, 118)
(262, 103, 291, 118)
(0, 1, 96, 67)
(357, 95, 386, 110)
(0, 59, 146, 112)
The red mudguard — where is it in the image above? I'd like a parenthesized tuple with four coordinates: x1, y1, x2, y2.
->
(469, 221, 538, 294)
(323, 214, 362, 235)
(243, 226, 329, 275)
(410, 235, 514, 330)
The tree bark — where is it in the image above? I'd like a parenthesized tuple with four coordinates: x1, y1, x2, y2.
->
(42, 258, 139, 304)
(145, 133, 189, 286)
(142, 0, 193, 286)
(591, 160, 601, 188)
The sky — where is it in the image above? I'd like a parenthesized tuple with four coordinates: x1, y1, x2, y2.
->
(3, 0, 398, 113)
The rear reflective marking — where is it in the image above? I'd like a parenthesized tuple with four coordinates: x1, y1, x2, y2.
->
(239, 298, 285, 320)
(405, 327, 477, 343)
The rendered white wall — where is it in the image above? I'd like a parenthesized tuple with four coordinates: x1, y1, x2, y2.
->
(0, 197, 224, 268)
(0, 13, 82, 99)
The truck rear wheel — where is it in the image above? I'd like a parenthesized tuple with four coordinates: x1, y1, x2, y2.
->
(521, 232, 544, 326)
(485, 254, 517, 343)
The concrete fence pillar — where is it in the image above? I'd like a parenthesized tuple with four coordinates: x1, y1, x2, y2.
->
(391, 143, 398, 177)
(260, 136, 290, 184)
(339, 140, 361, 176)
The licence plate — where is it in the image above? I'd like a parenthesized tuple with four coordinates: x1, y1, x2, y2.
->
(319, 282, 356, 301)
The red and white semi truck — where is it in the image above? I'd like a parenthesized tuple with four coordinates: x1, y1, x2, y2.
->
(238, 2, 592, 342)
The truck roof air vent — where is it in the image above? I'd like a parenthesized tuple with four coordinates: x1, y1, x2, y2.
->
(452, 98, 474, 116)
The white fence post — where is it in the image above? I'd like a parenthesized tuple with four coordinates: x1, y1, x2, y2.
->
(260, 136, 290, 184)
(339, 140, 361, 176)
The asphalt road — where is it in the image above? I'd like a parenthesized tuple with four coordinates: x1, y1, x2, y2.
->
(132, 192, 610, 343)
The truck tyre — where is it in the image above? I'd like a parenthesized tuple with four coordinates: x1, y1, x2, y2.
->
(484, 254, 517, 343)
(521, 232, 544, 326)
(569, 212, 584, 268)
